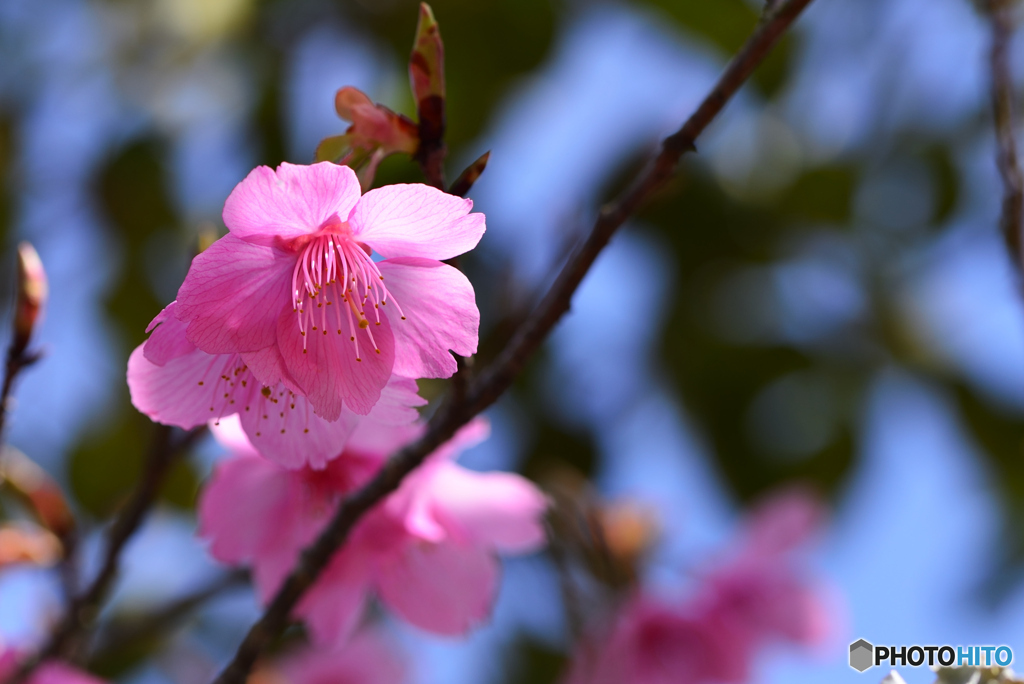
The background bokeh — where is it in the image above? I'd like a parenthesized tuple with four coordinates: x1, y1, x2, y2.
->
(0, 0, 1023, 682)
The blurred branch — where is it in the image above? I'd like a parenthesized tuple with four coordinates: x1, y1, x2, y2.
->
(0, 349, 39, 445)
(443, 151, 492, 399)
(8, 425, 206, 682)
(210, 1, 817, 682)
(988, 0, 1024, 269)
(88, 570, 249, 670)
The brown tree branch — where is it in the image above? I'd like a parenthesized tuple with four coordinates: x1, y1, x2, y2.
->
(989, 0, 1024, 270)
(0, 349, 40, 445)
(8, 425, 206, 682)
(211, 2, 816, 682)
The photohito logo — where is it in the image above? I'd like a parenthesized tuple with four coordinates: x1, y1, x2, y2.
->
(848, 639, 1013, 673)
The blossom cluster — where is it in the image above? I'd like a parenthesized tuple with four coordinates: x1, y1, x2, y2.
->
(126, 162, 548, 652)
(564, 489, 830, 684)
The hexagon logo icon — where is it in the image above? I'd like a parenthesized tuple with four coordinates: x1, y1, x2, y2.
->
(850, 639, 874, 672)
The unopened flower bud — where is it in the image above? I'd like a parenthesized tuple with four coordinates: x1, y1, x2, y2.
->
(12, 242, 47, 357)
(410, 3, 445, 143)
(449, 151, 490, 198)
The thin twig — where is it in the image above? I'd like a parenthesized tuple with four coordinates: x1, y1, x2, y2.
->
(8, 425, 206, 681)
(210, 3, 815, 682)
(88, 570, 249, 669)
(0, 347, 40, 446)
(989, 0, 1024, 269)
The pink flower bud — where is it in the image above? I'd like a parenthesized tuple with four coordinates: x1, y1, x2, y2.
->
(12, 242, 47, 356)
(410, 3, 445, 142)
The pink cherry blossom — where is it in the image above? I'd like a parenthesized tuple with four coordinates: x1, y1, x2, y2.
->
(565, 488, 829, 684)
(174, 162, 484, 421)
(198, 417, 548, 646)
(273, 629, 404, 684)
(564, 597, 737, 684)
(0, 646, 106, 684)
(128, 302, 425, 469)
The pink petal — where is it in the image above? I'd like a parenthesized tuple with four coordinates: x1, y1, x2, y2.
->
(197, 451, 296, 566)
(297, 550, 372, 647)
(279, 630, 405, 684)
(223, 162, 362, 243)
(29, 663, 106, 684)
(276, 306, 395, 420)
(349, 184, 485, 260)
(238, 390, 358, 470)
(127, 342, 236, 429)
(208, 414, 261, 458)
(378, 420, 493, 543)
(347, 376, 426, 455)
(429, 463, 548, 554)
(427, 417, 491, 463)
(744, 486, 825, 557)
(131, 318, 366, 469)
(240, 345, 301, 393)
(176, 233, 294, 354)
(378, 258, 479, 378)
(142, 303, 195, 365)
(374, 539, 498, 635)
(363, 375, 425, 425)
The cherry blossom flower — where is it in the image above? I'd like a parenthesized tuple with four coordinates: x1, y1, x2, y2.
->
(174, 161, 484, 421)
(128, 301, 425, 469)
(198, 417, 547, 646)
(266, 630, 405, 684)
(564, 596, 737, 684)
(0, 646, 105, 684)
(565, 488, 829, 684)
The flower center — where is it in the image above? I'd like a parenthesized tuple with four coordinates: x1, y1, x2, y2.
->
(291, 230, 405, 361)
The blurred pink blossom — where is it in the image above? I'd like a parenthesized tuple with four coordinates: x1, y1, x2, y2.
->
(0, 647, 105, 684)
(127, 301, 425, 469)
(174, 162, 484, 421)
(272, 629, 405, 684)
(565, 488, 830, 684)
(198, 417, 548, 646)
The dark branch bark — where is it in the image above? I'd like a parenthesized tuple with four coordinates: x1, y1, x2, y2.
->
(8, 426, 206, 682)
(0, 344, 40, 445)
(989, 0, 1024, 270)
(211, 2, 816, 682)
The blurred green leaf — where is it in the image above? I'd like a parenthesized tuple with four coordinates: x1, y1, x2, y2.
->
(776, 165, 857, 225)
(636, 167, 862, 501)
(951, 381, 1024, 600)
(521, 417, 598, 480)
(68, 407, 201, 517)
(68, 408, 147, 518)
(95, 137, 179, 349)
(506, 638, 566, 684)
(922, 144, 960, 226)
